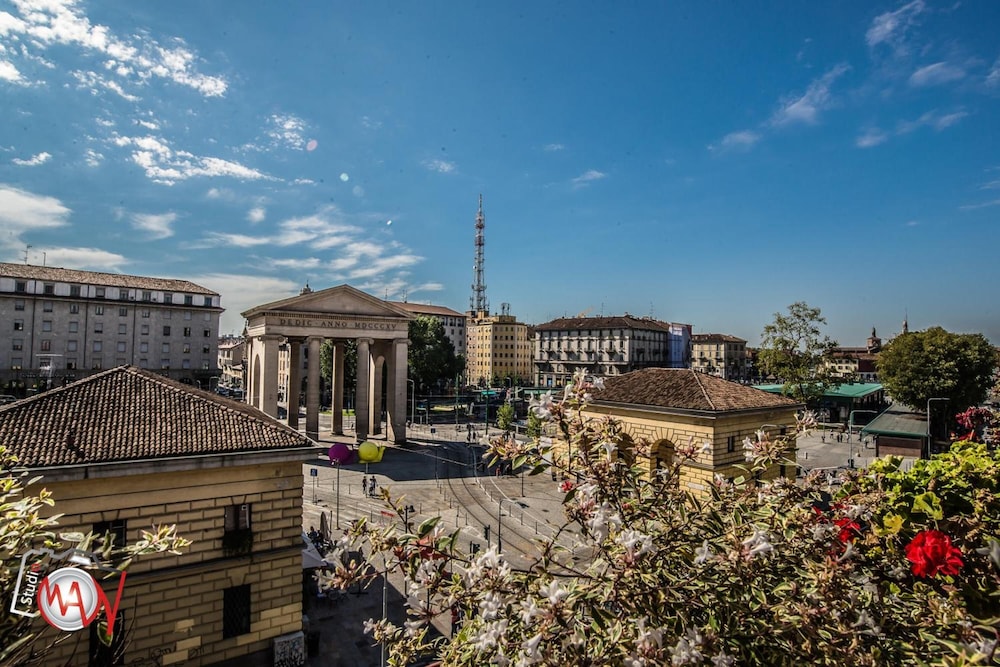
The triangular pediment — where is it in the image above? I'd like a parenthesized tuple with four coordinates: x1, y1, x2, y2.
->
(242, 284, 415, 320)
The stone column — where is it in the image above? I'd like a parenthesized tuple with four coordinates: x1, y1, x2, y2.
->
(332, 342, 344, 435)
(371, 353, 384, 436)
(386, 338, 409, 444)
(355, 338, 373, 443)
(287, 339, 301, 430)
(306, 336, 322, 441)
(259, 334, 283, 418)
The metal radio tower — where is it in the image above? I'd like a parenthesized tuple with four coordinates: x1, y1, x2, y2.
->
(470, 194, 489, 314)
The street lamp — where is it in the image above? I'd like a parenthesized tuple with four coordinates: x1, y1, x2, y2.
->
(333, 460, 341, 529)
(454, 373, 462, 435)
(926, 397, 950, 459)
(848, 409, 878, 438)
(406, 378, 415, 427)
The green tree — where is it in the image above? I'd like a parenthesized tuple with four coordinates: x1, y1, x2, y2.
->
(877, 326, 997, 412)
(758, 301, 838, 404)
(496, 402, 515, 433)
(320, 339, 357, 404)
(408, 316, 461, 391)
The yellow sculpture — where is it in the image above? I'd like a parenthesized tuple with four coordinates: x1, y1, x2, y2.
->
(357, 441, 385, 463)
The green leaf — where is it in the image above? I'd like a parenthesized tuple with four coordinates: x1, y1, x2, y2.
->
(911, 492, 943, 520)
(417, 516, 441, 537)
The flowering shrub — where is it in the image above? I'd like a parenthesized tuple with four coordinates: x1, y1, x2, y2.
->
(323, 374, 1000, 666)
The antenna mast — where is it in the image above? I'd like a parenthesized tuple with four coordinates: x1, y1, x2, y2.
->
(470, 194, 488, 314)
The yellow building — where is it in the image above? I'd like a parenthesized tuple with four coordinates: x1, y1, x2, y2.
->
(0, 366, 317, 666)
(690, 333, 748, 381)
(576, 368, 802, 494)
(465, 305, 533, 387)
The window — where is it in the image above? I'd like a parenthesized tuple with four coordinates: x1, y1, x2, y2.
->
(139, 358, 148, 368)
(160, 358, 170, 369)
(118, 307, 127, 317)
(727, 436, 736, 453)
(14, 299, 24, 311)
(116, 342, 126, 353)
(94, 322, 103, 334)
(202, 345, 210, 355)
(141, 309, 150, 318)
(67, 340, 77, 352)
(12, 339, 22, 351)
(204, 329, 211, 337)
(69, 303, 79, 314)
(141, 291, 151, 302)
(183, 327, 191, 337)
(140, 342, 148, 353)
(163, 326, 171, 336)
(184, 295, 193, 305)
(70, 285, 81, 297)
(222, 585, 251, 639)
(118, 324, 127, 335)
(43, 301, 53, 312)
(184, 311, 192, 321)
(204, 296, 212, 307)
(42, 320, 52, 332)
(95, 287, 105, 299)
(13, 320, 23, 331)
(118, 290, 128, 301)
(182, 359, 191, 369)
(43, 283, 54, 295)
(162, 343, 170, 353)
(202, 361, 210, 370)
(92, 359, 103, 370)
(93, 519, 128, 548)
(66, 359, 76, 370)
(95, 305, 104, 315)
(15, 281, 26, 293)
(40, 339, 51, 352)
(11, 358, 21, 370)
(183, 343, 191, 354)
(163, 292, 172, 304)
(223, 503, 253, 556)
(93, 341, 102, 352)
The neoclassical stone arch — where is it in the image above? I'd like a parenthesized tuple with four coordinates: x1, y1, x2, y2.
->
(242, 285, 414, 444)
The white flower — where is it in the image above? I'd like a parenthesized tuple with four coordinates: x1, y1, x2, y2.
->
(698, 440, 713, 456)
(522, 633, 544, 661)
(670, 627, 704, 665)
(520, 596, 541, 624)
(742, 526, 773, 559)
(616, 529, 655, 558)
(599, 440, 617, 460)
(586, 502, 622, 542)
(479, 591, 502, 620)
(472, 619, 509, 652)
(711, 651, 736, 667)
(742, 436, 757, 462)
(694, 539, 714, 565)
(363, 618, 379, 635)
(591, 377, 605, 390)
(529, 392, 555, 419)
(538, 579, 570, 606)
(404, 618, 425, 637)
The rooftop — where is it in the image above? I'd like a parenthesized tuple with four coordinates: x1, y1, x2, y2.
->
(389, 301, 465, 318)
(0, 262, 218, 295)
(691, 333, 747, 343)
(536, 315, 678, 333)
(861, 405, 928, 438)
(0, 366, 315, 468)
(754, 383, 884, 399)
(594, 368, 801, 413)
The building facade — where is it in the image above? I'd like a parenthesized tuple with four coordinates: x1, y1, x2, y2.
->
(0, 263, 222, 393)
(533, 316, 692, 388)
(390, 301, 467, 359)
(466, 304, 533, 387)
(218, 335, 246, 391)
(691, 333, 748, 381)
(0, 366, 316, 666)
(824, 328, 882, 382)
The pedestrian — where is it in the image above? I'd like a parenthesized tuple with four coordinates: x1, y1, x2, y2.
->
(370, 477, 378, 497)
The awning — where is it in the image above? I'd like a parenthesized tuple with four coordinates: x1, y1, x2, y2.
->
(302, 532, 328, 569)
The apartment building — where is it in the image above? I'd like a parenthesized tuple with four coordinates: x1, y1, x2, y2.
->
(0, 263, 222, 391)
(691, 333, 748, 381)
(218, 335, 246, 391)
(533, 315, 692, 388)
(389, 301, 467, 358)
(466, 304, 533, 387)
(823, 327, 882, 382)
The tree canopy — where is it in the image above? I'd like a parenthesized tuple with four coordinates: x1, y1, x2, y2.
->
(408, 315, 462, 392)
(758, 301, 838, 404)
(877, 326, 998, 412)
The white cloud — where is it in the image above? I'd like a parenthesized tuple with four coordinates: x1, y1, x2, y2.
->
(293, 178, 315, 186)
(72, 69, 138, 101)
(988, 57, 1000, 87)
(202, 232, 272, 248)
(135, 119, 159, 130)
(909, 62, 965, 87)
(856, 128, 888, 148)
(266, 113, 307, 150)
(959, 198, 1000, 211)
(264, 257, 321, 270)
(42, 246, 128, 270)
(3, 0, 227, 98)
(361, 116, 382, 130)
(84, 148, 103, 166)
(866, 0, 926, 52)
(0, 59, 23, 82)
(206, 187, 234, 200)
(131, 211, 176, 240)
(771, 63, 850, 126)
(571, 169, 607, 188)
(113, 134, 274, 185)
(187, 273, 299, 334)
(708, 130, 761, 153)
(12, 151, 51, 166)
(421, 158, 455, 173)
(409, 282, 444, 293)
(897, 109, 968, 134)
(247, 207, 266, 224)
(0, 185, 70, 244)
(543, 143, 565, 152)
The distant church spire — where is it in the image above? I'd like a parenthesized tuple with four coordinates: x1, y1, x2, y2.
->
(902, 312, 909, 335)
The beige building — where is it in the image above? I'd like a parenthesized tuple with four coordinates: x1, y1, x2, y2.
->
(0, 263, 222, 392)
(567, 369, 802, 494)
(218, 335, 246, 391)
(389, 301, 467, 359)
(691, 333, 748, 381)
(0, 365, 316, 666)
(534, 316, 692, 388)
(465, 304, 532, 387)
(823, 328, 882, 382)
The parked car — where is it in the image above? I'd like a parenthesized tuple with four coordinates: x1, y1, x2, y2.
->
(0, 395, 17, 405)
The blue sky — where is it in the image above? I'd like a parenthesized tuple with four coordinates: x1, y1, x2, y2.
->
(1, 1, 999, 346)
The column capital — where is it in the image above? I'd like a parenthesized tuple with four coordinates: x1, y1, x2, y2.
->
(392, 337, 411, 347)
(356, 337, 375, 346)
(306, 335, 325, 345)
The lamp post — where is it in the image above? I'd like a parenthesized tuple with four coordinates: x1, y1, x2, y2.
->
(454, 373, 461, 435)
(406, 378, 415, 427)
(926, 397, 949, 459)
(334, 460, 341, 529)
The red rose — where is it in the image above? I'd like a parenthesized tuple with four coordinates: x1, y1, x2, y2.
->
(905, 529, 963, 578)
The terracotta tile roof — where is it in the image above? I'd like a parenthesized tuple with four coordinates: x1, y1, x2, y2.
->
(0, 262, 218, 295)
(691, 333, 747, 344)
(594, 368, 801, 413)
(0, 366, 314, 468)
(389, 301, 465, 318)
(536, 316, 676, 332)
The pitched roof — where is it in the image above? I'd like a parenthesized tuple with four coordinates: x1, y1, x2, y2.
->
(535, 316, 676, 332)
(389, 301, 465, 318)
(594, 368, 801, 413)
(0, 262, 217, 295)
(0, 366, 314, 468)
(691, 333, 746, 344)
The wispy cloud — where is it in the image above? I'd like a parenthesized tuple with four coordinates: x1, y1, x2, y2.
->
(909, 62, 965, 87)
(857, 108, 968, 149)
(0, 185, 70, 247)
(131, 212, 176, 240)
(39, 247, 129, 271)
(708, 130, 761, 153)
(84, 148, 103, 167)
(866, 0, 926, 53)
(247, 207, 266, 224)
(543, 143, 565, 152)
(421, 158, 456, 174)
(0, 59, 23, 82)
(571, 169, 607, 188)
(112, 134, 274, 185)
(1, 0, 227, 98)
(771, 63, 850, 126)
(988, 56, 1000, 88)
(72, 69, 139, 102)
(855, 128, 888, 148)
(959, 199, 1000, 211)
(266, 113, 307, 150)
(12, 151, 51, 166)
